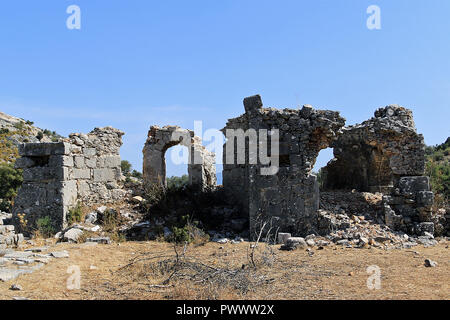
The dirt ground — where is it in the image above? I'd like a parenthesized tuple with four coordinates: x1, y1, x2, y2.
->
(0, 240, 449, 300)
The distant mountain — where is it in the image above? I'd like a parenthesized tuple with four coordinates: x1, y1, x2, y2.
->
(0, 111, 63, 163)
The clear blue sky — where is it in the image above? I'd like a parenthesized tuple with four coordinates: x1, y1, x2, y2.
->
(0, 0, 449, 178)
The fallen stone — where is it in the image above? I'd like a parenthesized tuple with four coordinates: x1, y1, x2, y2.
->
(24, 246, 49, 253)
(277, 233, 291, 244)
(84, 212, 98, 224)
(4, 251, 34, 259)
(50, 250, 69, 258)
(280, 237, 307, 251)
(215, 238, 229, 244)
(10, 284, 22, 291)
(63, 228, 84, 243)
(131, 196, 144, 204)
(0, 269, 30, 282)
(424, 259, 437, 268)
(85, 237, 111, 244)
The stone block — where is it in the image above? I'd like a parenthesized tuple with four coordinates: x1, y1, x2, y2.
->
(83, 148, 97, 157)
(93, 168, 115, 182)
(19, 142, 70, 156)
(416, 222, 435, 235)
(277, 232, 291, 244)
(23, 167, 68, 182)
(49, 155, 74, 167)
(85, 157, 97, 168)
(71, 168, 91, 180)
(103, 155, 121, 168)
(14, 157, 35, 169)
(243, 95, 263, 114)
(74, 156, 85, 168)
(416, 191, 434, 208)
(398, 176, 430, 193)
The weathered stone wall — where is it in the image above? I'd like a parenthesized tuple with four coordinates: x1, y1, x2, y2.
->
(12, 127, 125, 232)
(323, 105, 426, 193)
(222, 95, 345, 237)
(383, 176, 435, 235)
(142, 125, 216, 189)
(322, 105, 435, 235)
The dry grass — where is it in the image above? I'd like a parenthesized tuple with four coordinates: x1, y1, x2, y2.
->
(0, 240, 449, 300)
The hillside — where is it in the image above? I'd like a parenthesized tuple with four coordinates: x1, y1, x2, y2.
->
(425, 137, 450, 207)
(0, 111, 63, 164)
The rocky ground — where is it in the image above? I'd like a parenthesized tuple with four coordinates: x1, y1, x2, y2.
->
(1, 189, 448, 300)
(0, 239, 448, 300)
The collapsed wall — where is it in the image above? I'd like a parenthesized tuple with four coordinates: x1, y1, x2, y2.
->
(12, 127, 126, 232)
(222, 95, 345, 237)
(142, 125, 216, 190)
(322, 105, 435, 235)
(323, 105, 425, 193)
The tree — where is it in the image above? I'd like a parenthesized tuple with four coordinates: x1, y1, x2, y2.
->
(0, 163, 23, 211)
(36, 131, 44, 141)
(121, 160, 132, 176)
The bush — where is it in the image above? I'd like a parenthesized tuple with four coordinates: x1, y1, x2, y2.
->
(98, 208, 119, 231)
(131, 170, 143, 179)
(36, 216, 56, 238)
(425, 138, 449, 205)
(67, 202, 83, 225)
(0, 163, 23, 211)
(143, 183, 230, 232)
(121, 160, 132, 176)
(166, 175, 189, 189)
(169, 215, 210, 245)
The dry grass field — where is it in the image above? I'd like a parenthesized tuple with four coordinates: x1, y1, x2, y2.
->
(0, 240, 449, 300)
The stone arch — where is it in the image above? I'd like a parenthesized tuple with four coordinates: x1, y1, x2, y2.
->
(323, 105, 426, 193)
(142, 125, 216, 189)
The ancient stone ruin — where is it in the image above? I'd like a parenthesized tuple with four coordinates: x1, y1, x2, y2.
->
(12, 127, 125, 232)
(323, 105, 426, 193)
(222, 95, 345, 236)
(321, 105, 434, 235)
(9, 95, 441, 240)
(142, 125, 216, 189)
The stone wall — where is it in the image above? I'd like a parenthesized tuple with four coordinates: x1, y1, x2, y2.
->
(12, 127, 125, 232)
(142, 125, 216, 190)
(222, 95, 345, 237)
(323, 105, 425, 193)
(322, 105, 435, 235)
(383, 176, 435, 235)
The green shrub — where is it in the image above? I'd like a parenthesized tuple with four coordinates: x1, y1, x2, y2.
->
(36, 216, 55, 238)
(121, 160, 132, 176)
(425, 138, 449, 205)
(166, 175, 189, 189)
(0, 163, 23, 211)
(67, 202, 83, 225)
(13, 122, 25, 130)
(131, 170, 142, 179)
(99, 209, 119, 231)
(169, 215, 210, 245)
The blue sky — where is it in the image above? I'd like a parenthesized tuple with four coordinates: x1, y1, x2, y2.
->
(0, 0, 449, 179)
